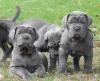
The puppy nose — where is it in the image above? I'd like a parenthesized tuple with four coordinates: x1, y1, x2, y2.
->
(23, 35, 29, 40)
(74, 26, 80, 31)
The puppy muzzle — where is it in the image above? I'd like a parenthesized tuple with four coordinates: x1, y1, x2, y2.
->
(19, 43, 33, 55)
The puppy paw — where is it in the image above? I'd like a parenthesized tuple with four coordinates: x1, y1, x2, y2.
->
(23, 75, 31, 81)
(83, 69, 93, 73)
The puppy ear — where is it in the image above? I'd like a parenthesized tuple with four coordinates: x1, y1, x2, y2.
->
(87, 16, 92, 26)
(9, 27, 18, 43)
(32, 28, 39, 41)
(61, 14, 70, 29)
(85, 14, 92, 26)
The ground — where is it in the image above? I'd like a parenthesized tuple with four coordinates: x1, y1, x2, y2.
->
(0, 0, 100, 81)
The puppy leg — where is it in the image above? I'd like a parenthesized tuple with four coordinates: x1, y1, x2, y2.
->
(36, 64, 46, 77)
(10, 67, 31, 80)
(48, 54, 58, 71)
(1, 43, 11, 61)
(84, 48, 93, 73)
(73, 56, 81, 71)
(59, 47, 68, 73)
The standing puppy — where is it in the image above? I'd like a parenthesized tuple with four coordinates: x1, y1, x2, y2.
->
(9, 25, 47, 80)
(44, 26, 63, 71)
(59, 11, 93, 73)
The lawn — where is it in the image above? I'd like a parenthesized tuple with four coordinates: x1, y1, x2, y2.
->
(0, 0, 100, 81)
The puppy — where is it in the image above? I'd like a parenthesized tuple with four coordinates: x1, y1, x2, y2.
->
(59, 11, 93, 73)
(44, 26, 63, 71)
(0, 6, 21, 61)
(9, 25, 47, 80)
(34, 24, 60, 52)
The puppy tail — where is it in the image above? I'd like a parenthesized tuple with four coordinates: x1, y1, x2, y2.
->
(10, 5, 21, 22)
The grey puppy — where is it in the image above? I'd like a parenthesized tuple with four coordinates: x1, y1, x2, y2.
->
(34, 24, 59, 52)
(9, 25, 47, 80)
(0, 6, 21, 61)
(44, 26, 63, 71)
(59, 11, 93, 73)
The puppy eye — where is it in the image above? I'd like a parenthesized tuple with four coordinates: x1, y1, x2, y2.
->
(69, 21, 73, 23)
(28, 31, 33, 34)
(18, 32, 21, 34)
(80, 21, 85, 24)
(48, 46, 53, 49)
(79, 18, 86, 24)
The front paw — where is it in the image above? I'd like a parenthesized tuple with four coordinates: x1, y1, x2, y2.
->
(37, 73, 45, 78)
(23, 75, 31, 81)
(84, 69, 93, 73)
(84, 65, 93, 73)
(74, 67, 81, 72)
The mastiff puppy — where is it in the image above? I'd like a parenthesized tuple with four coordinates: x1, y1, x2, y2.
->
(44, 26, 63, 71)
(34, 24, 60, 52)
(59, 11, 93, 73)
(9, 25, 48, 80)
(0, 6, 21, 61)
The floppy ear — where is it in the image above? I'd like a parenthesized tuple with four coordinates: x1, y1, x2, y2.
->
(87, 15, 92, 26)
(9, 27, 18, 43)
(32, 28, 39, 41)
(61, 14, 70, 29)
(84, 14, 92, 27)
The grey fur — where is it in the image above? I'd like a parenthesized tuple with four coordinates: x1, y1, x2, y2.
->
(44, 26, 63, 71)
(59, 11, 93, 73)
(9, 25, 47, 80)
(34, 24, 59, 52)
(9, 18, 48, 44)
(0, 6, 21, 61)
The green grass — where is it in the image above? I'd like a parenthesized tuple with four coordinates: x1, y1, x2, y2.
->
(0, 0, 100, 39)
(0, 0, 100, 81)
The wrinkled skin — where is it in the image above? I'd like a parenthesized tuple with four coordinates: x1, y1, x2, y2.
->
(10, 25, 47, 80)
(0, 6, 21, 61)
(44, 26, 63, 71)
(9, 18, 48, 62)
(59, 11, 93, 73)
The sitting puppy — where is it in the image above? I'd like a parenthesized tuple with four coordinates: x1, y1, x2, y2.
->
(9, 25, 48, 80)
(44, 26, 63, 71)
(59, 11, 93, 73)
(0, 6, 21, 61)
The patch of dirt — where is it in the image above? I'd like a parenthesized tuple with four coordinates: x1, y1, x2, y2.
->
(94, 40, 100, 47)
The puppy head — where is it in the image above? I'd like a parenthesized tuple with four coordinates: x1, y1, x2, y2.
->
(62, 11, 92, 40)
(44, 29, 62, 55)
(10, 25, 38, 47)
(10, 25, 38, 55)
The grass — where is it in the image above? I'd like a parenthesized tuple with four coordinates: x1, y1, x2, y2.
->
(0, 47, 100, 81)
(0, 0, 99, 81)
(0, 0, 100, 39)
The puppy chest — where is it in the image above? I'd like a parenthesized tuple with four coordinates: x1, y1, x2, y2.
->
(67, 42, 85, 56)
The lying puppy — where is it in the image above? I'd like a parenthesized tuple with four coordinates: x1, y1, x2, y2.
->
(59, 11, 93, 73)
(0, 6, 21, 61)
(44, 26, 63, 71)
(9, 25, 48, 80)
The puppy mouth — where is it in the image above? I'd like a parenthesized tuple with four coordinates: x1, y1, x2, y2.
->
(73, 34, 81, 40)
(19, 44, 33, 55)
(20, 46, 29, 52)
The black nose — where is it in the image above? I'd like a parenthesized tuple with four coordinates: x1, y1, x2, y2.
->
(74, 26, 80, 31)
(23, 35, 29, 40)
